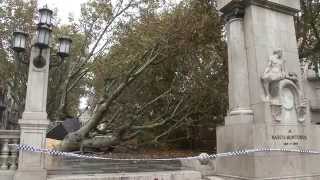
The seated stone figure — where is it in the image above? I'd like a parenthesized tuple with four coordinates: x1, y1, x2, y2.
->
(262, 49, 286, 100)
(261, 49, 307, 123)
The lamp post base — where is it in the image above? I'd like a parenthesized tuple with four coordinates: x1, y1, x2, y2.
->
(15, 115, 49, 180)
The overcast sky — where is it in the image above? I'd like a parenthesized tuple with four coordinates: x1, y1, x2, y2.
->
(38, 0, 182, 25)
(38, 0, 87, 24)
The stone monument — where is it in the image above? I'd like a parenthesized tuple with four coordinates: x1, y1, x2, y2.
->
(215, 0, 320, 179)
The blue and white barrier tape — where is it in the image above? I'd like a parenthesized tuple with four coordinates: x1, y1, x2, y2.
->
(8, 144, 320, 161)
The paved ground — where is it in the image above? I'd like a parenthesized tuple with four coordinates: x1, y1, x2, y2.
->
(46, 157, 182, 175)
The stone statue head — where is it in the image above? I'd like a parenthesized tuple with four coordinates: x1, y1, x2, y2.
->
(273, 49, 283, 58)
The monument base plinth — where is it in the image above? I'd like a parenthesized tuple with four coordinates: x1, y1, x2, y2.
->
(225, 113, 253, 125)
(215, 123, 320, 179)
(14, 169, 47, 180)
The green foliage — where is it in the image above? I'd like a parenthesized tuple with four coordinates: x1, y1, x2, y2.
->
(296, 0, 320, 64)
(0, 0, 37, 115)
(92, 0, 227, 149)
(47, 25, 89, 119)
(0, 0, 92, 120)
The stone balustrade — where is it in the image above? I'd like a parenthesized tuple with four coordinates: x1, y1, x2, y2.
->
(0, 130, 20, 171)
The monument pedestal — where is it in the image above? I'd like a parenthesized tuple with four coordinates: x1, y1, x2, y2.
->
(214, 0, 320, 179)
(225, 111, 254, 125)
(215, 123, 320, 179)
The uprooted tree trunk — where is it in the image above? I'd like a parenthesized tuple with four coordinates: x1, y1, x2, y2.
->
(58, 45, 162, 152)
(73, 96, 189, 152)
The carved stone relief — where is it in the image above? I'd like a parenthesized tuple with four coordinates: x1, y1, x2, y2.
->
(261, 49, 307, 123)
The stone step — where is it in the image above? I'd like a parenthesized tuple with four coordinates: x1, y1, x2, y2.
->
(46, 158, 182, 175)
(47, 170, 202, 180)
(204, 176, 224, 180)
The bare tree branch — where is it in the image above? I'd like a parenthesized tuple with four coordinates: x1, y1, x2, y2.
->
(68, 44, 162, 140)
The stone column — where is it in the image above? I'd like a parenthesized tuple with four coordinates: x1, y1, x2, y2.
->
(14, 46, 50, 180)
(225, 5, 253, 124)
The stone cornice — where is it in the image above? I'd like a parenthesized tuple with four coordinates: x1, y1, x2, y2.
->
(220, 0, 300, 17)
(223, 2, 246, 21)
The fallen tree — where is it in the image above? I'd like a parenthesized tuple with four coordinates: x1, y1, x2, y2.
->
(58, 44, 164, 151)
(57, 0, 228, 152)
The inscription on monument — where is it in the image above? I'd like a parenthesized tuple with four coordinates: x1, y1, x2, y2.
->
(271, 134, 307, 146)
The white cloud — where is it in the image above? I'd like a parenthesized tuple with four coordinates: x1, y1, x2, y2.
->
(38, 0, 87, 25)
(38, 0, 183, 25)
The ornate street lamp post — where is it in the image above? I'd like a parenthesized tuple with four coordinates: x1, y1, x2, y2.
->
(11, 6, 71, 180)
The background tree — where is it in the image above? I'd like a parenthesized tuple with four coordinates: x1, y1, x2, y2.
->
(0, 0, 141, 122)
(0, 0, 37, 123)
(296, 0, 320, 65)
(48, 0, 141, 121)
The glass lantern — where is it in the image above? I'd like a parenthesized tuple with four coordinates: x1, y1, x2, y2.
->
(57, 36, 72, 58)
(35, 25, 51, 49)
(12, 30, 28, 52)
(38, 6, 53, 26)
